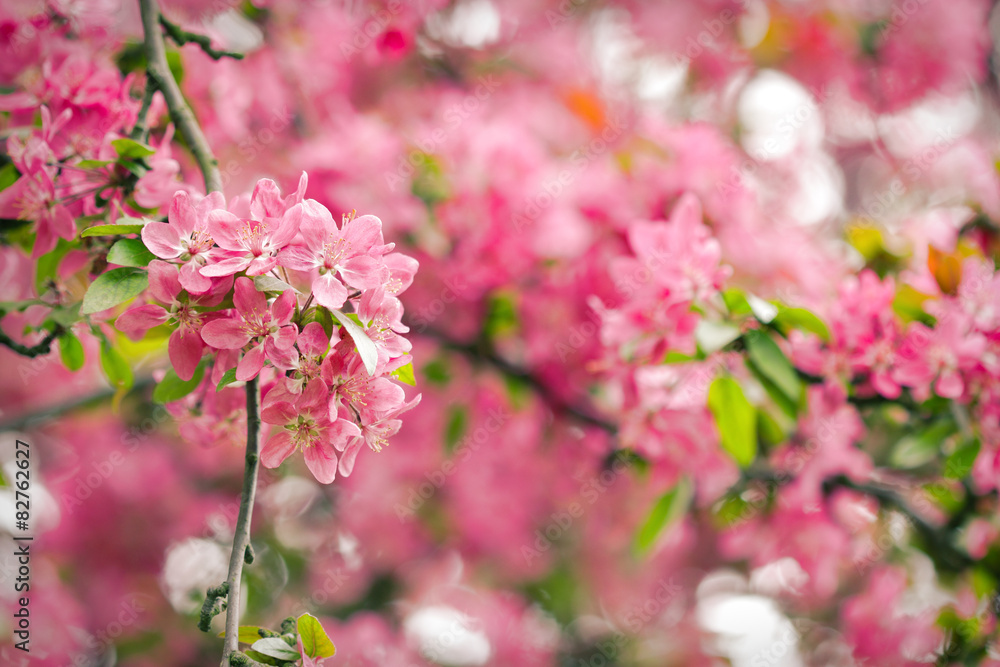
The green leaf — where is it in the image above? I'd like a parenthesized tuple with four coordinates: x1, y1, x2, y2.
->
(297, 613, 336, 659)
(708, 377, 758, 467)
(422, 357, 451, 386)
(744, 331, 801, 404)
(75, 159, 113, 169)
(890, 420, 956, 469)
(663, 350, 696, 364)
(944, 439, 980, 479)
(107, 238, 156, 267)
(249, 638, 300, 662)
(746, 294, 778, 323)
(111, 138, 156, 159)
(332, 309, 378, 376)
(484, 290, 519, 339)
(217, 626, 269, 644)
(253, 274, 300, 294)
(444, 405, 467, 454)
(695, 320, 741, 355)
(391, 361, 416, 386)
(0, 466, 7, 487)
(35, 239, 74, 293)
(82, 267, 148, 314)
(216, 367, 239, 392)
(772, 307, 830, 342)
(722, 288, 751, 316)
(153, 362, 207, 404)
(634, 477, 693, 555)
(243, 650, 281, 666)
(0, 162, 19, 191)
(81, 223, 145, 237)
(49, 303, 81, 328)
(59, 331, 85, 371)
(99, 339, 133, 396)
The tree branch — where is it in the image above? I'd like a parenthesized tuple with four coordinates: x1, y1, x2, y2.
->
(139, 0, 223, 193)
(159, 15, 245, 61)
(414, 325, 617, 434)
(220, 376, 261, 665)
(0, 328, 60, 358)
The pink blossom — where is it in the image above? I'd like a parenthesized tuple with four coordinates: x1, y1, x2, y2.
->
(199, 277, 298, 381)
(200, 179, 304, 278)
(115, 261, 232, 381)
(142, 190, 227, 294)
(894, 306, 986, 400)
(339, 394, 421, 478)
(260, 379, 361, 484)
(278, 200, 389, 309)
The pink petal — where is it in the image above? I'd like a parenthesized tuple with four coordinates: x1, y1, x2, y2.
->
(269, 204, 303, 248)
(935, 370, 964, 399)
(169, 328, 204, 381)
(236, 344, 266, 381)
(260, 431, 297, 469)
(201, 318, 252, 350)
(200, 254, 253, 277)
(299, 322, 330, 356)
(366, 377, 405, 412)
(338, 254, 387, 290)
(206, 210, 246, 251)
(168, 190, 197, 236)
(313, 273, 348, 310)
(277, 245, 321, 272)
(298, 379, 329, 415)
(296, 199, 334, 250)
(250, 178, 284, 220)
(271, 289, 296, 325)
(302, 441, 338, 484)
(179, 260, 214, 294)
(271, 324, 298, 351)
(141, 221, 183, 259)
(246, 255, 278, 277)
(116, 304, 169, 340)
(266, 338, 298, 371)
(148, 259, 182, 303)
(342, 214, 385, 250)
(261, 400, 298, 425)
(337, 437, 364, 477)
(234, 276, 267, 318)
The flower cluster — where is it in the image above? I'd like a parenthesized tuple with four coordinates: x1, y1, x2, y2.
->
(117, 175, 419, 483)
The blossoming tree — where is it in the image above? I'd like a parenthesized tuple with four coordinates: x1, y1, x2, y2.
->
(1, 0, 999, 665)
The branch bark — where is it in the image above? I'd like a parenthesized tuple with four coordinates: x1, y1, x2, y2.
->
(138, 0, 222, 193)
(220, 377, 261, 665)
(137, 3, 258, 665)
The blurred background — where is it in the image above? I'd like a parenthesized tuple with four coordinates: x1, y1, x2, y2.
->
(2, 0, 1000, 665)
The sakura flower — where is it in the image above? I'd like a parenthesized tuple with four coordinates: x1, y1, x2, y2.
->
(894, 306, 986, 400)
(133, 124, 189, 210)
(115, 260, 232, 380)
(0, 130, 75, 258)
(260, 379, 361, 484)
(200, 179, 304, 277)
(338, 394, 421, 478)
(324, 354, 406, 422)
(199, 277, 298, 381)
(278, 200, 389, 309)
(283, 321, 337, 394)
(142, 190, 226, 294)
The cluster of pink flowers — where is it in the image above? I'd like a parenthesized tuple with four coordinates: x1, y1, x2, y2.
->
(116, 175, 419, 483)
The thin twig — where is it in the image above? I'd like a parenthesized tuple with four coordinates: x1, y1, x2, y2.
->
(220, 376, 261, 665)
(139, 0, 223, 193)
(0, 376, 156, 432)
(159, 15, 245, 61)
(415, 325, 617, 434)
(0, 328, 60, 358)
